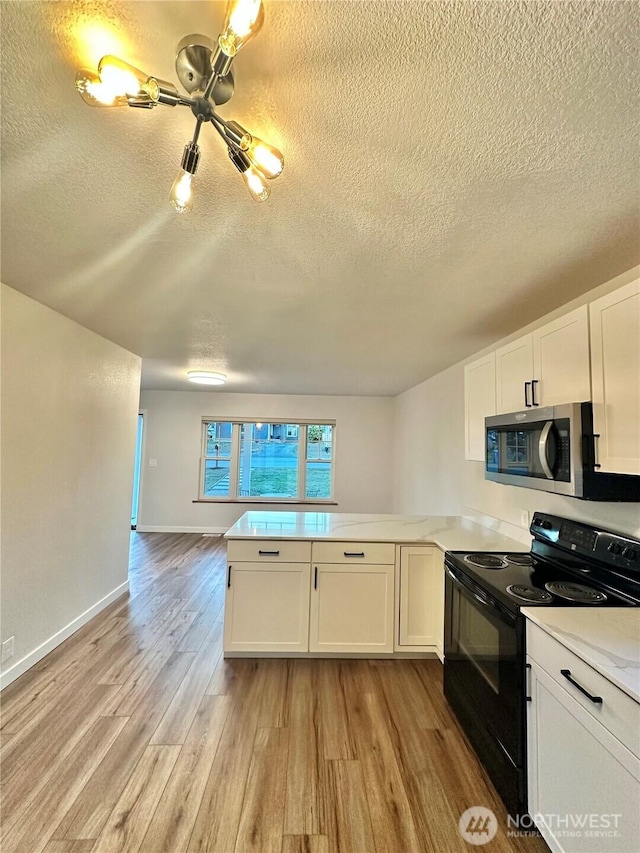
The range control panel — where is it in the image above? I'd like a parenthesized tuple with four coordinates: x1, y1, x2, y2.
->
(531, 512, 640, 571)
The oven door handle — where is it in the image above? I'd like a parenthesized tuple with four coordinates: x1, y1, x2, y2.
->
(446, 566, 491, 610)
(445, 564, 517, 625)
(538, 421, 556, 480)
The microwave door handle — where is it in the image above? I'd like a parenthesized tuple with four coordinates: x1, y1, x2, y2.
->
(538, 421, 555, 479)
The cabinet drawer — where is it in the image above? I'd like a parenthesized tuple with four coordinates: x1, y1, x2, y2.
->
(311, 541, 395, 565)
(527, 622, 640, 757)
(227, 539, 311, 563)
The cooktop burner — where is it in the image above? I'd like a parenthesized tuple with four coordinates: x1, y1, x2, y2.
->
(464, 554, 508, 569)
(544, 581, 608, 603)
(506, 584, 554, 603)
(506, 554, 533, 567)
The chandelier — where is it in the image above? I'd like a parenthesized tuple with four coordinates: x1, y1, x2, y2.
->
(75, 0, 283, 212)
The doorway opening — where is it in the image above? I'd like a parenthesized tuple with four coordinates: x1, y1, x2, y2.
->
(131, 412, 144, 529)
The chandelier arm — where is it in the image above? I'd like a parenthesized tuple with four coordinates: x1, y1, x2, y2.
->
(211, 111, 231, 130)
(211, 113, 248, 150)
(210, 115, 230, 145)
(202, 70, 221, 102)
(191, 119, 204, 146)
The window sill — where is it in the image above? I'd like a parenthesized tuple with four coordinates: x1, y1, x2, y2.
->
(193, 499, 338, 505)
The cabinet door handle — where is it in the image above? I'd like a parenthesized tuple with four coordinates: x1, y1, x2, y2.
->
(525, 663, 532, 702)
(227, 564, 232, 588)
(258, 550, 280, 556)
(531, 379, 539, 406)
(524, 381, 532, 408)
(314, 566, 318, 590)
(343, 551, 365, 558)
(593, 434, 601, 469)
(560, 669, 603, 704)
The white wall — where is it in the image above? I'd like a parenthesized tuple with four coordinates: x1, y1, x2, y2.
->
(393, 362, 465, 516)
(393, 268, 640, 541)
(0, 285, 141, 688)
(137, 390, 395, 532)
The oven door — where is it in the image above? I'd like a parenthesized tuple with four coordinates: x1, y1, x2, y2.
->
(444, 561, 523, 768)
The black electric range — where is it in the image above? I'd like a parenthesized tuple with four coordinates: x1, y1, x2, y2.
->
(443, 512, 640, 818)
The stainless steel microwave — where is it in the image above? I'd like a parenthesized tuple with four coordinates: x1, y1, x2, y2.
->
(485, 402, 640, 501)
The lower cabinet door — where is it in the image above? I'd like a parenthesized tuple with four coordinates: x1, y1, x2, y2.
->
(527, 660, 640, 853)
(224, 562, 311, 653)
(398, 546, 444, 651)
(309, 563, 394, 654)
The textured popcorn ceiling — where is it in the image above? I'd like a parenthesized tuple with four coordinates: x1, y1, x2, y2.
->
(1, 1, 638, 395)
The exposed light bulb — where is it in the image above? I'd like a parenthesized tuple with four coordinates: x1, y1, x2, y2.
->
(97, 55, 158, 103)
(228, 146, 271, 202)
(169, 170, 195, 213)
(218, 0, 264, 56)
(224, 121, 284, 180)
(245, 137, 284, 179)
(169, 142, 200, 214)
(242, 166, 271, 202)
(75, 70, 128, 106)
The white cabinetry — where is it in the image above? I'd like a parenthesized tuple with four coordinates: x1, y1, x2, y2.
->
(526, 621, 640, 853)
(396, 546, 444, 659)
(496, 334, 534, 413)
(224, 540, 312, 653)
(495, 306, 590, 413)
(464, 353, 496, 461)
(589, 278, 640, 475)
(532, 307, 591, 407)
(224, 537, 446, 659)
(309, 542, 395, 654)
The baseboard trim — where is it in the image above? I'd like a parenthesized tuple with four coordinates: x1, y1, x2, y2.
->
(0, 580, 130, 691)
(135, 525, 228, 535)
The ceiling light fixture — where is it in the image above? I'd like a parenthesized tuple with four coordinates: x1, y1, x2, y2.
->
(75, 0, 283, 212)
(187, 371, 227, 385)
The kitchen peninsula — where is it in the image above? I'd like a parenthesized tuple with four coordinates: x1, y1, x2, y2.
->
(223, 511, 528, 659)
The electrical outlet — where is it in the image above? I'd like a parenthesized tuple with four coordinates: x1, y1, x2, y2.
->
(1, 636, 15, 663)
(520, 510, 530, 528)
(148, 458, 158, 468)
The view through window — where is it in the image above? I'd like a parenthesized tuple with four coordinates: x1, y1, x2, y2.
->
(201, 421, 334, 501)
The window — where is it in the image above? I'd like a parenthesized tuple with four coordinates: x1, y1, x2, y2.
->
(200, 420, 335, 502)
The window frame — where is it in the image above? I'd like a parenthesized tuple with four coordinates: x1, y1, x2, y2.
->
(198, 418, 336, 503)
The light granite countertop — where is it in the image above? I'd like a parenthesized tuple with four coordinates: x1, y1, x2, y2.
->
(224, 511, 529, 553)
(522, 607, 640, 703)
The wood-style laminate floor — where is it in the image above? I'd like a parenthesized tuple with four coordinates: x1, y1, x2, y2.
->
(0, 533, 549, 853)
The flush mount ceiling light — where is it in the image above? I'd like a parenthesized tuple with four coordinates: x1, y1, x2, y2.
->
(187, 371, 227, 385)
(75, 0, 283, 212)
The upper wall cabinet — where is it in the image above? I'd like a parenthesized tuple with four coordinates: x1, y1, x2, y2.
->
(533, 307, 591, 407)
(589, 278, 640, 475)
(464, 352, 496, 461)
(495, 306, 591, 413)
(495, 334, 534, 413)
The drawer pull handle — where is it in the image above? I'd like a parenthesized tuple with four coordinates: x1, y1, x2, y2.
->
(344, 551, 365, 557)
(560, 669, 603, 704)
(258, 550, 280, 556)
(227, 564, 232, 588)
(525, 663, 532, 701)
